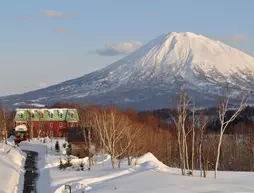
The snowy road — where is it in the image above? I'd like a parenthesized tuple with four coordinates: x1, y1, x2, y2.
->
(20, 142, 51, 193)
(22, 150, 38, 193)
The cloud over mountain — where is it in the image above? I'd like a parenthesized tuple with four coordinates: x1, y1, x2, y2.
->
(226, 34, 247, 42)
(96, 41, 143, 56)
(41, 10, 78, 19)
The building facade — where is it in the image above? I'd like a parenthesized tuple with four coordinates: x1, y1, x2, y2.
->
(14, 108, 79, 138)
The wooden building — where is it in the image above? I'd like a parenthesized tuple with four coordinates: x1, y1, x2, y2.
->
(66, 127, 89, 158)
(14, 108, 79, 138)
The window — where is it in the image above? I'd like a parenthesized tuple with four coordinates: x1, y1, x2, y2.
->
(70, 122, 74, 127)
(60, 122, 63, 127)
(31, 114, 35, 119)
(50, 131, 53, 138)
(71, 113, 74, 118)
(50, 122, 53, 128)
(60, 113, 63, 119)
(50, 113, 53, 119)
(41, 113, 44, 119)
(20, 114, 23, 119)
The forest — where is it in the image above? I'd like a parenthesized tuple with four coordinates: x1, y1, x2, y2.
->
(1, 91, 254, 178)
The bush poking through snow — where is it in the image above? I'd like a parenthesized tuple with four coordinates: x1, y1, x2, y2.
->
(65, 154, 73, 168)
(79, 161, 84, 171)
(58, 155, 74, 170)
(55, 141, 60, 152)
(63, 143, 67, 149)
(59, 157, 64, 170)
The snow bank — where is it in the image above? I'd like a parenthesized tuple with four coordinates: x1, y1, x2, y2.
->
(0, 143, 26, 193)
(135, 152, 170, 172)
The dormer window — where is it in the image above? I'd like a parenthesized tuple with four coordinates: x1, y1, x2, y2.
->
(20, 114, 23, 119)
(60, 113, 63, 119)
(50, 113, 53, 119)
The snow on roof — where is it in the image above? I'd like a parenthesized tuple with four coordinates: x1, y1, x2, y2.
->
(16, 110, 24, 114)
(15, 124, 27, 131)
(16, 108, 77, 115)
(58, 109, 64, 114)
(48, 109, 54, 114)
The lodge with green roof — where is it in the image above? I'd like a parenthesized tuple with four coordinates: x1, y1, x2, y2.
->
(14, 108, 80, 138)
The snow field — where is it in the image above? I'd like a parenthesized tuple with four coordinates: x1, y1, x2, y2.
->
(17, 138, 254, 193)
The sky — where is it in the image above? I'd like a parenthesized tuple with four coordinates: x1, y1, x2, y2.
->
(0, 0, 253, 96)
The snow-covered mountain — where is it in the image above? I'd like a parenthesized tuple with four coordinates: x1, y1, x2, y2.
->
(2, 32, 254, 110)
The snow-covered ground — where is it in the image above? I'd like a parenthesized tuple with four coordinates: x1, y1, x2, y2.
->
(16, 138, 254, 193)
(0, 141, 26, 193)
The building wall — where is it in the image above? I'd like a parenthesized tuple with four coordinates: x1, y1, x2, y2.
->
(69, 143, 89, 158)
(15, 121, 79, 138)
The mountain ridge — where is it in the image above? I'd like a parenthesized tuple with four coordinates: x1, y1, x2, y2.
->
(1, 32, 254, 110)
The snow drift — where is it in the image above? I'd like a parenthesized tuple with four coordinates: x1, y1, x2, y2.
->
(0, 143, 26, 193)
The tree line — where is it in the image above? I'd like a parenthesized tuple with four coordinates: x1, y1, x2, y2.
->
(0, 89, 253, 178)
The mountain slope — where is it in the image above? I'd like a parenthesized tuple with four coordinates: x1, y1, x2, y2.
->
(2, 32, 254, 110)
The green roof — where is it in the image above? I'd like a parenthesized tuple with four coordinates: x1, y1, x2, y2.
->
(14, 108, 79, 122)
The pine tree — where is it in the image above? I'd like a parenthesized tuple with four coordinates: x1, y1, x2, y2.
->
(55, 141, 60, 152)
(59, 157, 64, 170)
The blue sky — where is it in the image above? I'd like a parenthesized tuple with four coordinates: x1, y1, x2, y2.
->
(0, 0, 253, 95)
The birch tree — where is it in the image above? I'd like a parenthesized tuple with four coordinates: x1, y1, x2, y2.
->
(92, 107, 137, 168)
(78, 105, 95, 170)
(214, 92, 247, 178)
(191, 102, 196, 176)
(198, 113, 207, 177)
(170, 90, 191, 176)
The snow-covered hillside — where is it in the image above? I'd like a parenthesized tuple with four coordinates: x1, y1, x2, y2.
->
(0, 142, 26, 193)
(18, 139, 254, 193)
(2, 32, 254, 110)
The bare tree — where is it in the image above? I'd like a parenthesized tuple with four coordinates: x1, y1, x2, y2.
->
(170, 90, 191, 176)
(198, 112, 207, 177)
(191, 102, 196, 176)
(92, 107, 138, 168)
(214, 92, 247, 178)
(78, 105, 95, 170)
(0, 107, 8, 144)
(27, 109, 33, 140)
(37, 110, 44, 139)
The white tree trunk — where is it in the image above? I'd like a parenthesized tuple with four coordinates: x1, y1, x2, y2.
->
(215, 131, 223, 179)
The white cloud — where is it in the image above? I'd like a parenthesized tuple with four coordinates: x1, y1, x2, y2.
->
(16, 16, 28, 21)
(56, 28, 69, 33)
(226, 34, 247, 42)
(96, 41, 143, 56)
(41, 10, 78, 19)
(39, 82, 47, 88)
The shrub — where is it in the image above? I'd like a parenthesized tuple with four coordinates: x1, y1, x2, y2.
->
(79, 161, 84, 171)
(55, 141, 60, 152)
(59, 157, 64, 170)
(65, 154, 73, 167)
(63, 143, 67, 148)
